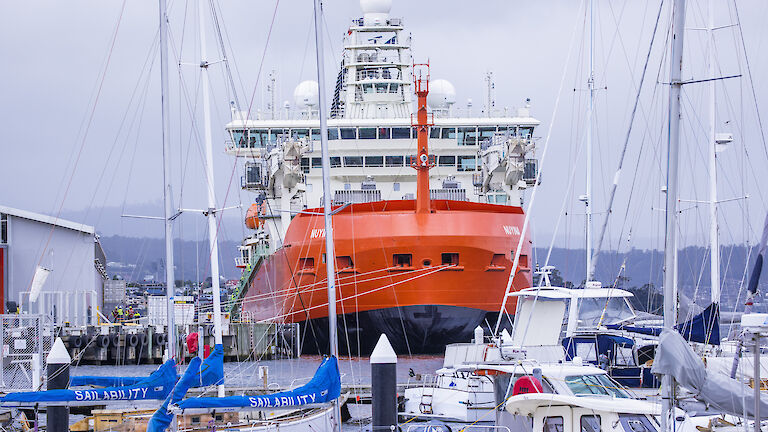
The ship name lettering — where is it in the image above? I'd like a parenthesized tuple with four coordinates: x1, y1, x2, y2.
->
(502, 225, 520, 236)
(310, 229, 326, 239)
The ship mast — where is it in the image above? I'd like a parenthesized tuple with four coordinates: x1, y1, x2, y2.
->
(158, 0, 177, 363)
(312, 0, 341, 430)
(662, 0, 686, 430)
(413, 63, 433, 214)
(706, 0, 720, 305)
(584, 0, 595, 283)
(198, 0, 225, 397)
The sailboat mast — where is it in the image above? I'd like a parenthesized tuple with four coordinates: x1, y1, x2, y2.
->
(313, 0, 340, 429)
(662, 0, 687, 430)
(707, 0, 720, 304)
(585, 0, 595, 282)
(198, 0, 225, 397)
(158, 0, 177, 362)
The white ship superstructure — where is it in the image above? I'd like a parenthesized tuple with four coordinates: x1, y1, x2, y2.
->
(226, 0, 540, 263)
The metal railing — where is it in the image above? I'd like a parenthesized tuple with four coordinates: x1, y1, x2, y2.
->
(0, 314, 54, 391)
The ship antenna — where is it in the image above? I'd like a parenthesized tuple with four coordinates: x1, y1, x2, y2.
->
(412, 62, 434, 214)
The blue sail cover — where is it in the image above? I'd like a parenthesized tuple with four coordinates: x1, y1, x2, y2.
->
(70, 376, 145, 387)
(607, 302, 720, 345)
(147, 344, 225, 432)
(1, 359, 177, 406)
(177, 355, 340, 411)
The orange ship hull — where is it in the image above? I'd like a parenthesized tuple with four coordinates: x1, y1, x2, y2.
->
(241, 199, 531, 354)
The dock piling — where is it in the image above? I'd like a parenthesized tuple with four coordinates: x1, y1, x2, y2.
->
(370, 334, 397, 432)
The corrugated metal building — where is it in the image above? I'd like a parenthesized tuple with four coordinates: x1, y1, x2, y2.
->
(0, 205, 107, 325)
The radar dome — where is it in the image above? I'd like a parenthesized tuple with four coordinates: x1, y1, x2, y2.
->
(427, 79, 456, 109)
(293, 80, 319, 108)
(360, 0, 392, 14)
(361, 0, 391, 26)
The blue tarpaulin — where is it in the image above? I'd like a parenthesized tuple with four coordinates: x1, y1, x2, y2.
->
(177, 355, 340, 411)
(70, 376, 145, 387)
(147, 344, 225, 432)
(1, 359, 178, 406)
(607, 302, 721, 345)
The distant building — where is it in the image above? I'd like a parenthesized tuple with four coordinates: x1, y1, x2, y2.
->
(0, 205, 107, 325)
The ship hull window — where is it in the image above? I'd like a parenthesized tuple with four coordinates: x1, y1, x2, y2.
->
(457, 155, 477, 171)
(438, 155, 456, 167)
(385, 155, 404, 167)
(359, 128, 376, 139)
(393, 254, 412, 267)
(458, 127, 478, 146)
(344, 156, 363, 167)
(441, 127, 457, 139)
(340, 128, 357, 139)
(392, 127, 411, 139)
(441, 253, 459, 266)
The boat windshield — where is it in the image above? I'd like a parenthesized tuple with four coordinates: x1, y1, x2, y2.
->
(577, 297, 635, 327)
(564, 374, 630, 399)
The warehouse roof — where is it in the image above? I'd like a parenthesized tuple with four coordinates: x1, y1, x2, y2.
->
(0, 205, 95, 235)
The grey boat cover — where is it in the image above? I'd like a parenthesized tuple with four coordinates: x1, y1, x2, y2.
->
(652, 330, 768, 418)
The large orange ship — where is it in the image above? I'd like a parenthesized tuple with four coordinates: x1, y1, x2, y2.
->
(226, 0, 539, 354)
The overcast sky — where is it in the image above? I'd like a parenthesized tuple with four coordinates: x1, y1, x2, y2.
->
(2, 0, 768, 266)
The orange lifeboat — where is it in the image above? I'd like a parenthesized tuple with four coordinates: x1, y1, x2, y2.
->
(244, 203, 263, 230)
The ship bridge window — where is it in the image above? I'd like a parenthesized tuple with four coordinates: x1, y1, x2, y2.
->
(392, 127, 411, 139)
(430, 127, 440, 139)
(378, 127, 391, 139)
(518, 127, 534, 139)
(458, 127, 478, 146)
(249, 129, 269, 147)
(438, 155, 456, 167)
(311, 129, 321, 141)
(359, 128, 376, 139)
(344, 156, 363, 167)
(385, 155, 404, 167)
(365, 156, 383, 167)
(300, 158, 310, 173)
(312, 157, 322, 168)
(376, 83, 388, 93)
(457, 155, 477, 171)
(479, 127, 496, 142)
(340, 128, 357, 139)
(293, 128, 310, 139)
(389, 83, 399, 94)
(363, 83, 374, 94)
(393, 254, 412, 267)
(441, 253, 459, 266)
(330, 157, 342, 168)
(232, 129, 247, 147)
(328, 128, 339, 140)
(269, 129, 287, 144)
(441, 127, 457, 139)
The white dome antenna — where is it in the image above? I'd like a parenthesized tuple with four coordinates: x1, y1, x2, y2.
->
(293, 80, 319, 108)
(427, 79, 456, 109)
(361, 0, 391, 26)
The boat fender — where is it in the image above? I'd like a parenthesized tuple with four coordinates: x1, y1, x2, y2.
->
(138, 333, 148, 347)
(126, 333, 139, 347)
(110, 334, 120, 348)
(97, 335, 110, 348)
(153, 332, 166, 347)
(512, 376, 543, 395)
(68, 336, 83, 349)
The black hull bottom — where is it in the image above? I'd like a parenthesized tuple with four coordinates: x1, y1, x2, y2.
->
(298, 305, 503, 355)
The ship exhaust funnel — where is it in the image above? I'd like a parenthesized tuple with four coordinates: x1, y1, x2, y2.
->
(411, 62, 434, 214)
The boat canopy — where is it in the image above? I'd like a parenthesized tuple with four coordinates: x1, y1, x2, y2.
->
(505, 393, 663, 417)
(1, 359, 178, 406)
(607, 302, 720, 345)
(174, 355, 340, 413)
(652, 330, 768, 418)
(147, 344, 225, 432)
(70, 375, 145, 387)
